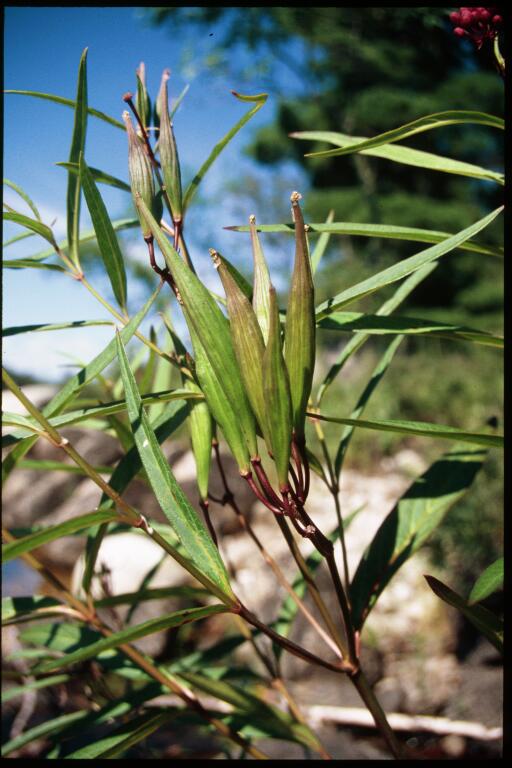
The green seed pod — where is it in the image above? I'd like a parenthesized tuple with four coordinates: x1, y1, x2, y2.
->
(135, 195, 258, 462)
(284, 191, 316, 442)
(185, 377, 213, 502)
(157, 69, 183, 223)
(135, 61, 151, 135)
(263, 286, 293, 489)
(213, 248, 268, 444)
(250, 215, 272, 344)
(123, 110, 157, 239)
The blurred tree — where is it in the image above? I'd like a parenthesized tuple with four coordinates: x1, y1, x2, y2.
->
(145, 7, 503, 324)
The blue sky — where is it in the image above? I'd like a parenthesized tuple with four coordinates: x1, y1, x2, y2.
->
(4, 7, 306, 381)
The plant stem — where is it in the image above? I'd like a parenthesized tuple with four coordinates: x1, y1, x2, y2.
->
(273, 515, 347, 656)
(350, 669, 405, 759)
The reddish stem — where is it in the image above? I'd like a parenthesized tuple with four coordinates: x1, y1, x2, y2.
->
(243, 472, 285, 515)
(251, 457, 283, 508)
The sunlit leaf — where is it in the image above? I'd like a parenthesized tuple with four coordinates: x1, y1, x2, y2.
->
(468, 558, 504, 605)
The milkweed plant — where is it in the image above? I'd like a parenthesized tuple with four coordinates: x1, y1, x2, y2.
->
(2, 28, 504, 760)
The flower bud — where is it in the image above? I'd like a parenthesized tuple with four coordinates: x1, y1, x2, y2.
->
(157, 69, 183, 224)
(123, 110, 157, 239)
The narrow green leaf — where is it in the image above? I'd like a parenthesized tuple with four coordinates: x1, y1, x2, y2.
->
(1, 710, 87, 756)
(309, 412, 503, 449)
(2, 674, 70, 703)
(311, 209, 335, 273)
(18, 459, 112, 475)
(179, 671, 323, 753)
(35, 605, 230, 673)
(57, 161, 131, 192)
(2, 508, 118, 563)
(2, 596, 63, 624)
(5, 89, 125, 129)
(67, 48, 88, 267)
(137, 196, 257, 461)
(116, 332, 236, 603)
(3, 229, 37, 247)
(285, 192, 316, 440)
(3, 258, 66, 271)
(425, 575, 503, 654)
(334, 336, 404, 479)
(304, 111, 504, 159)
(292, 130, 504, 184)
(263, 287, 293, 488)
(249, 215, 272, 342)
(319, 312, 503, 348)
(21, 218, 139, 264)
(350, 445, 487, 630)
(183, 91, 268, 211)
(95, 585, 210, 609)
(316, 207, 503, 318)
(317, 263, 438, 405)
(66, 711, 174, 760)
(3, 320, 113, 337)
(1, 287, 161, 455)
(82, 400, 190, 594)
(3, 211, 55, 245)
(227, 221, 503, 259)
(4, 178, 42, 219)
(468, 558, 504, 605)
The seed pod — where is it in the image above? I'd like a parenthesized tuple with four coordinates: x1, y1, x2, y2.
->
(135, 195, 258, 462)
(250, 215, 272, 344)
(189, 319, 251, 473)
(263, 286, 292, 489)
(185, 376, 213, 502)
(135, 62, 151, 135)
(123, 110, 157, 239)
(157, 69, 183, 224)
(284, 192, 315, 442)
(213, 248, 268, 443)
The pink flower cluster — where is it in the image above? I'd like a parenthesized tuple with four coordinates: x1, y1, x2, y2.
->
(449, 7, 503, 49)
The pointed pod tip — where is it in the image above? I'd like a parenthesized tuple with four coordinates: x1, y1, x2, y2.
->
(209, 248, 221, 268)
(249, 214, 256, 224)
(122, 92, 134, 103)
(290, 191, 302, 204)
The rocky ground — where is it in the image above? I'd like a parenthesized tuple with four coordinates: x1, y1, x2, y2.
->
(2, 397, 503, 759)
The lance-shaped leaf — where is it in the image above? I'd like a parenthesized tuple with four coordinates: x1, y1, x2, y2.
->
(79, 152, 127, 310)
(214, 248, 268, 441)
(249, 215, 272, 342)
(468, 558, 504, 605)
(3, 211, 56, 246)
(183, 91, 268, 212)
(304, 110, 504, 160)
(136, 61, 152, 132)
(186, 377, 212, 501)
(315, 207, 503, 319)
(66, 711, 175, 760)
(4, 178, 42, 220)
(284, 192, 315, 440)
(157, 69, 183, 222)
(67, 48, 88, 267)
(136, 196, 258, 460)
(57, 161, 131, 192)
(350, 445, 487, 630)
(263, 287, 292, 488)
(425, 575, 503, 654)
(116, 332, 236, 604)
(34, 605, 230, 674)
(5, 89, 125, 129)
